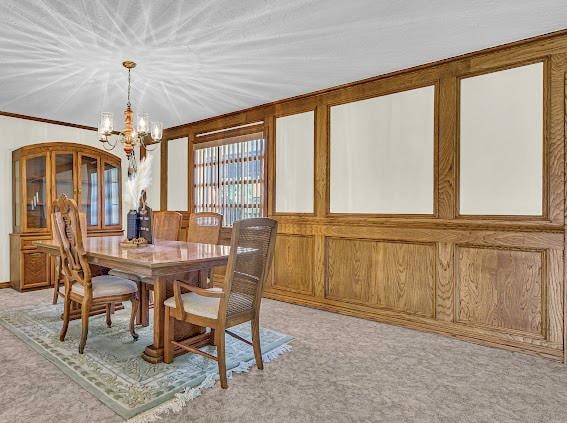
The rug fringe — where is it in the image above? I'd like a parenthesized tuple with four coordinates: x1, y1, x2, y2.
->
(127, 343, 293, 423)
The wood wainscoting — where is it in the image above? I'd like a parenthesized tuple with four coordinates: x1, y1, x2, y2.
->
(163, 30, 567, 361)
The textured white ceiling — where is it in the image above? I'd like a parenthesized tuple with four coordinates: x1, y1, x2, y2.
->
(0, 0, 566, 128)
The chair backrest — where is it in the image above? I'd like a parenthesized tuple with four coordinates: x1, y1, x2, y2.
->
(51, 194, 91, 290)
(187, 212, 223, 244)
(152, 211, 183, 241)
(219, 218, 278, 321)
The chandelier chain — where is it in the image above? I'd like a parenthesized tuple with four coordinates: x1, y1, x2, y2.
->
(127, 69, 131, 107)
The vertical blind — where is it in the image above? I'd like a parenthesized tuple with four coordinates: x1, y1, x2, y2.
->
(193, 130, 265, 226)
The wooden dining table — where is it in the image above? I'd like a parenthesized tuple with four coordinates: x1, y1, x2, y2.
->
(34, 235, 231, 364)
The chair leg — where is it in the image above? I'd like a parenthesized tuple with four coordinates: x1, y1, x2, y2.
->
(105, 303, 112, 328)
(251, 316, 263, 370)
(216, 328, 228, 389)
(163, 306, 174, 364)
(52, 279, 60, 305)
(135, 281, 142, 326)
(52, 257, 61, 305)
(79, 300, 91, 354)
(130, 294, 140, 341)
(59, 295, 71, 342)
(209, 328, 216, 346)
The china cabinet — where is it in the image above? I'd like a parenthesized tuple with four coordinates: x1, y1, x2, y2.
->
(10, 142, 123, 291)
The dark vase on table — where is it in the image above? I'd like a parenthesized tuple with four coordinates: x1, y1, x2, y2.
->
(127, 209, 139, 240)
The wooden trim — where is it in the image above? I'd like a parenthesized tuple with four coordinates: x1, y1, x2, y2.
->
(160, 139, 169, 210)
(195, 124, 264, 145)
(0, 282, 11, 289)
(0, 111, 99, 132)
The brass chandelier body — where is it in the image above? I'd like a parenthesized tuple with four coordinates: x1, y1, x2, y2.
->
(98, 61, 162, 174)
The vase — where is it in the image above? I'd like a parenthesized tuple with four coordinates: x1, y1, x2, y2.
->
(126, 210, 139, 240)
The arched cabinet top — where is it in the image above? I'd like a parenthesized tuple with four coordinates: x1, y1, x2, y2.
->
(12, 141, 121, 164)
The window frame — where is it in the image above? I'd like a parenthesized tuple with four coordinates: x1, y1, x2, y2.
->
(191, 123, 267, 227)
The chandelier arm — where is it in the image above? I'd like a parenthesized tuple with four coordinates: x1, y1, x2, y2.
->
(140, 135, 159, 152)
(101, 135, 117, 151)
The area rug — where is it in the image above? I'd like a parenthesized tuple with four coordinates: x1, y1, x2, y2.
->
(0, 303, 293, 421)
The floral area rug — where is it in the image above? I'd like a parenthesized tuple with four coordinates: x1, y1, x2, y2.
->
(0, 303, 293, 421)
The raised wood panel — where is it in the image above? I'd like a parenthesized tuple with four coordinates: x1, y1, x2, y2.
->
(456, 246, 544, 337)
(325, 237, 435, 317)
(271, 234, 314, 295)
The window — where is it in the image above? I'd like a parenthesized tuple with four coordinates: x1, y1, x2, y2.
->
(193, 128, 265, 226)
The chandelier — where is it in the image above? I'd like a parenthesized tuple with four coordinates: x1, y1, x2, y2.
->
(98, 61, 163, 174)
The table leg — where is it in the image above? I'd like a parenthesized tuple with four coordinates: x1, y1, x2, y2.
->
(141, 274, 209, 364)
(141, 276, 167, 363)
(139, 282, 151, 327)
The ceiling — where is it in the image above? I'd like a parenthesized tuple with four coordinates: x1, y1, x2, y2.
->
(0, 0, 566, 129)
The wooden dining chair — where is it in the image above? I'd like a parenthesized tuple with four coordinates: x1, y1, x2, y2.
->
(52, 212, 87, 305)
(109, 211, 183, 326)
(185, 212, 223, 286)
(52, 194, 139, 354)
(163, 218, 278, 389)
(187, 212, 223, 244)
(154, 211, 184, 241)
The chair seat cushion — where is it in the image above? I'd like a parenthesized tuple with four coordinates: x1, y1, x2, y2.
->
(108, 269, 143, 282)
(164, 288, 222, 319)
(60, 275, 138, 298)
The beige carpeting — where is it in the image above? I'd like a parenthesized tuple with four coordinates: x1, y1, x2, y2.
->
(1, 288, 567, 423)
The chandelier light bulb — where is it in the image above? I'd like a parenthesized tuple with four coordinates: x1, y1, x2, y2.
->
(137, 113, 149, 134)
(150, 121, 163, 142)
(99, 112, 113, 135)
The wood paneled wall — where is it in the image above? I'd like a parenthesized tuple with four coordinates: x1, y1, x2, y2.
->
(163, 30, 567, 361)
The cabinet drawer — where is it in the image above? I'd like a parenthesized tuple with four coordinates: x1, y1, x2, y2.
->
(21, 239, 50, 250)
(21, 251, 50, 289)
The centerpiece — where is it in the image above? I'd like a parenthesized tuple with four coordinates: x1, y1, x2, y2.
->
(121, 155, 153, 248)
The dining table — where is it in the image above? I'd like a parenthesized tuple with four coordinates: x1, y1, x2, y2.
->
(34, 235, 232, 364)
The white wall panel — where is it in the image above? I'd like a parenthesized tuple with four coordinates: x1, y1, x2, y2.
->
(275, 111, 315, 213)
(330, 85, 435, 214)
(167, 137, 188, 210)
(459, 63, 543, 215)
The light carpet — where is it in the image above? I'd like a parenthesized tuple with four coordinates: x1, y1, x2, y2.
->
(0, 303, 292, 421)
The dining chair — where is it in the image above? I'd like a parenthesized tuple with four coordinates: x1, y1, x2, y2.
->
(185, 212, 223, 286)
(52, 212, 87, 305)
(186, 212, 223, 244)
(163, 217, 278, 389)
(52, 194, 139, 354)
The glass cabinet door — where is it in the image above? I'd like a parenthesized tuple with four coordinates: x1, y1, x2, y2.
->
(79, 155, 99, 227)
(54, 153, 75, 200)
(25, 155, 48, 230)
(103, 162, 121, 226)
(14, 159, 21, 231)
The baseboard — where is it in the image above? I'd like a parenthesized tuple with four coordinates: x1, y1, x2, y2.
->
(0, 282, 11, 289)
